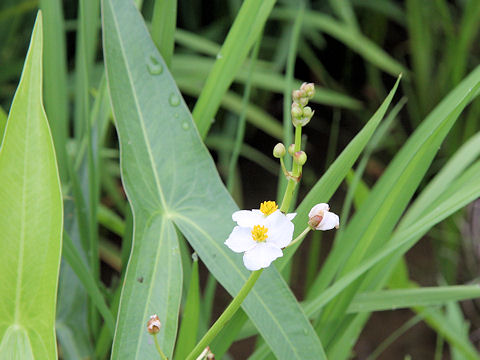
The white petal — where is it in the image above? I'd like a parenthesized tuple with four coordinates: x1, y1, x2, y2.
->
(265, 212, 295, 248)
(286, 212, 296, 221)
(308, 203, 329, 218)
(225, 226, 256, 253)
(316, 211, 339, 230)
(243, 243, 283, 271)
(232, 210, 264, 227)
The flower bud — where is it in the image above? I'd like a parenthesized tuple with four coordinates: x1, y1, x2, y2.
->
(291, 102, 302, 119)
(292, 89, 305, 102)
(273, 143, 286, 158)
(288, 144, 295, 156)
(301, 82, 315, 98)
(293, 151, 307, 166)
(308, 215, 323, 229)
(302, 106, 313, 119)
(298, 97, 308, 106)
(308, 203, 339, 231)
(147, 314, 161, 334)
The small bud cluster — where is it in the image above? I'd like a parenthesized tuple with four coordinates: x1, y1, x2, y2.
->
(291, 83, 315, 127)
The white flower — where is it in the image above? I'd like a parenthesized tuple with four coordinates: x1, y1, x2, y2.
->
(308, 203, 339, 230)
(225, 201, 296, 271)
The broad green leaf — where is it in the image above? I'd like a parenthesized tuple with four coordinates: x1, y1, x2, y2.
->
(348, 286, 480, 313)
(102, 0, 325, 358)
(0, 12, 63, 359)
(192, 0, 276, 138)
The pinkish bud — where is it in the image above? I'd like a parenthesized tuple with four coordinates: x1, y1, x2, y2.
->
(293, 151, 307, 166)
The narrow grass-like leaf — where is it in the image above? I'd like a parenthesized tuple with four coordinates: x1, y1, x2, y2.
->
(348, 286, 480, 313)
(39, 0, 68, 180)
(308, 65, 480, 309)
(62, 232, 115, 334)
(177, 80, 283, 139)
(102, 0, 325, 358)
(272, 9, 408, 77)
(174, 257, 200, 359)
(0, 106, 7, 143)
(151, 0, 176, 67)
(0, 13, 63, 358)
(172, 55, 362, 109)
(192, 0, 276, 137)
(206, 135, 278, 175)
(406, 0, 433, 114)
(175, 28, 220, 56)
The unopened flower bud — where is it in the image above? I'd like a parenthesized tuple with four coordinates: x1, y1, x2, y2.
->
(301, 82, 315, 98)
(288, 144, 295, 156)
(147, 314, 161, 334)
(273, 143, 286, 158)
(308, 203, 339, 231)
(293, 151, 307, 165)
(291, 102, 302, 119)
(292, 89, 305, 102)
(302, 106, 313, 119)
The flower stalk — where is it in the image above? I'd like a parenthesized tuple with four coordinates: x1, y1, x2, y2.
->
(153, 334, 168, 360)
(185, 269, 263, 360)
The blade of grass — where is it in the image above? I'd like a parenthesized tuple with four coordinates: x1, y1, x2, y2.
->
(172, 54, 363, 109)
(348, 286, 480, 313)
(39, 0, 68, 180)
(277, 2, 304, 207)
(62, 232, 115, 334)
(227, 34, 262, 192)
(272, 8, 408, 77)
(192, 0, 276, 137)
(174, 256, 200, 360)
(151, 0, 176, 67)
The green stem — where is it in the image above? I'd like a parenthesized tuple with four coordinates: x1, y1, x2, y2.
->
(286, 227, 311, 248)
(153, 334, 168, 360)
(185, 269, 264, 360)
(280, 125, 303, 213)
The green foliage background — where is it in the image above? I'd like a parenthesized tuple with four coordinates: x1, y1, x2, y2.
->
(0, 0, 479, 359)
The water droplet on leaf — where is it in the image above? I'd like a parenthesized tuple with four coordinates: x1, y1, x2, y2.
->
(169, 93, 180, 107)
(181, 121, 190, 130)
(147, 55, 163, 75)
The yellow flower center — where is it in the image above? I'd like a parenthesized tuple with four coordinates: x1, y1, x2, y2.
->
(260, 201, 278, 216)
(251, 225, 268, 242)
